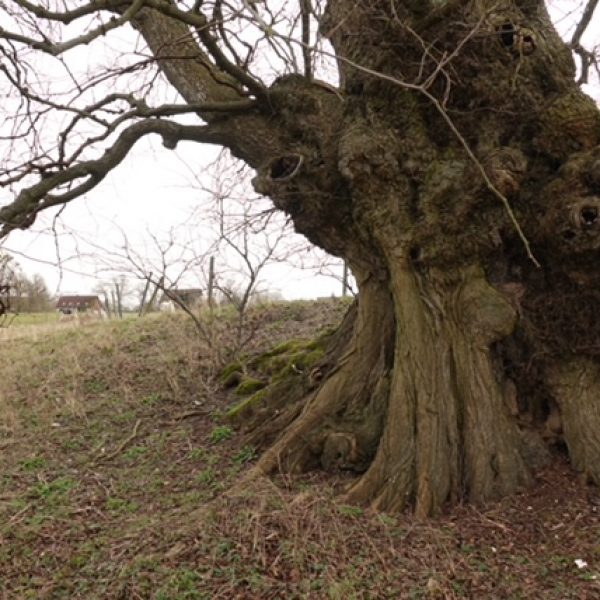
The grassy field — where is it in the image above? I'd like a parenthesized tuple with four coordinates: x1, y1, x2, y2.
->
(0, 311, 58, 332)
(3, 311, 59, 326)
(1, 301, 599, 599)
(9, 312, 58, 325)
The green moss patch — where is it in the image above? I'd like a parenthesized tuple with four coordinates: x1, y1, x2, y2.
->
(220, 361, 244, 388)
(227, 389, 269, 421)
(248, 336, 328, 376)
(226, 332, 331, 424)
(235, 377, 266, 396)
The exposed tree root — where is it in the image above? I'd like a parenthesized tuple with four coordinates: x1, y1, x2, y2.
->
(547, 358, 600, 485)
(251, 265, 537, 516)
(254, 278, 394, 475)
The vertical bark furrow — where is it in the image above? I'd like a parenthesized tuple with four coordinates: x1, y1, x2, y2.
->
(547, 359, 600, 484)
(344, 266, 531, 515)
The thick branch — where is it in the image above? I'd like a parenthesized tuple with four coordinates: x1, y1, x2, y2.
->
(0, 119, 238, 237)
(127, 0, 268, 98)
(570, 0, 600, 84)
(126, 1, 266, 111)
(10, 0, 125, 23)
(571, 0, 600, 48)
(5, 0, 268, 118)
(300, 0, 312, 79)
(57, 96, 257, 166)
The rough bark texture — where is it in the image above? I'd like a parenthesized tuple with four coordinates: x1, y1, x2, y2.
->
(228, 0, 600, 515)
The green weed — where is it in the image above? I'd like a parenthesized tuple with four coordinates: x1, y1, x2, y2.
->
(338, 505, 364, 518)
(20, 457, 46, 471)
(30, 477, 75, 504)
(232, 445, 256, 464)
(209, 425, 233, 443)
(142, 392, 163, 405)
(106, 497, 140, 513)
(196, 468, 215, 485)
(124, 446, 147, 460)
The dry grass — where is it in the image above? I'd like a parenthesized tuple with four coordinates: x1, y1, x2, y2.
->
(1, 299, 600, 599)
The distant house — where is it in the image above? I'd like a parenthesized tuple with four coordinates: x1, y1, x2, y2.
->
(158, 288, 203, 311)
(56, 295, 105, 317)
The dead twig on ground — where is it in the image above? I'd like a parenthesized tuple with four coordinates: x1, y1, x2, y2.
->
(94, 418, 142, 464)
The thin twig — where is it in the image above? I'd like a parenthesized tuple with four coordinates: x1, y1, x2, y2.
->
(172, 410, 210, 421)
(94, 418, 142, 463)
(8, 502, 33, 525)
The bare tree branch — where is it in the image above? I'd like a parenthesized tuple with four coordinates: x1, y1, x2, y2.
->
(9, 0, 125, 23)
(0, 117, 245, 236)
(569, 0, 600, 83)
(125, 1, 266, 107)
(300, 0, 312, 79)
(1, 0, 146, 56)
(571, 0, 600, 47)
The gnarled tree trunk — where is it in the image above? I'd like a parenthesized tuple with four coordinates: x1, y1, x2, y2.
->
(243, 1, 600, 515)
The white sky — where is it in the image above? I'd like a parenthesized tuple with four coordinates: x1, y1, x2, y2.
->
(0, 1, 597, 302)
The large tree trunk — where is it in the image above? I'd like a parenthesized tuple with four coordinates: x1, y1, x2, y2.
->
(240, 0, 600, 515)
(345, 265, 532, 516)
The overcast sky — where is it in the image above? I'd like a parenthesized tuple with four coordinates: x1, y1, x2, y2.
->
(0, 1, 597, 301)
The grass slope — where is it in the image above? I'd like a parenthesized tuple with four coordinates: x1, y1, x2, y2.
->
(1, 301, 599, 599)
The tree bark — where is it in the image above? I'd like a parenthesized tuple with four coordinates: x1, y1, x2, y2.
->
(344, 265, 530, 516)
(255, 276, 395, 475)
(239, 0, 600, 514)
(547, 358, 600, 485)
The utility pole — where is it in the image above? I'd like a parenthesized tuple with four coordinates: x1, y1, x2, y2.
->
(115, 282, 123, 318)
(342, 262, 349, 297)
(208, 256, 215, 312)
(110, 289, 117, 318)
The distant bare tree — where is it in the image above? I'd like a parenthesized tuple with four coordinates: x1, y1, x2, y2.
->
(0, 253, 52, 314)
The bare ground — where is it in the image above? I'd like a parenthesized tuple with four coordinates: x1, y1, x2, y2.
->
(1, 300, 599, 599)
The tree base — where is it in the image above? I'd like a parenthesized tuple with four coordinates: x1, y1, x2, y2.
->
(243, 265, 545, 516)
